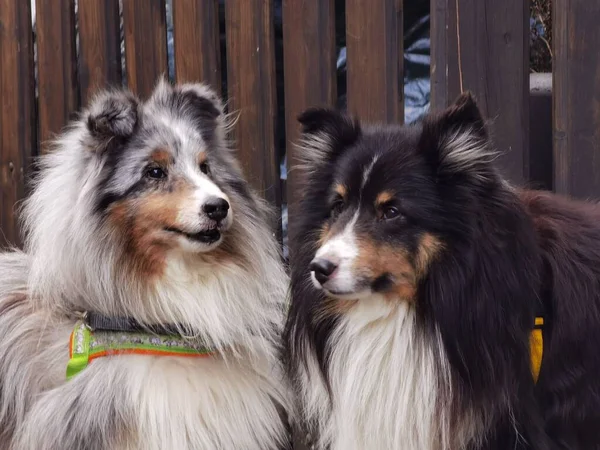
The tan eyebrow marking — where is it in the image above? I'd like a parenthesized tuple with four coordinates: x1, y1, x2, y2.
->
(150, 149, 173, 165)
(375, 190, 394, 206)
(198, 151, 207, 165)
(334, 184, 347, 198)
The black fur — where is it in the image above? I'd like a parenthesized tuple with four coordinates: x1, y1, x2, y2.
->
(285, 93, 600, 449)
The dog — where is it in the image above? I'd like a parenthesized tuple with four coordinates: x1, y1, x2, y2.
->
(285, 93, 600, 450)
(0, 79, 292, 450)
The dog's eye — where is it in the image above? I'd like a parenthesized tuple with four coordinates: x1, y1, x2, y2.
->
(200, 162, 210, 175)
(145, 167, 167, 179)
(331, 198, 344, 217)
(382, 206, 401, 220)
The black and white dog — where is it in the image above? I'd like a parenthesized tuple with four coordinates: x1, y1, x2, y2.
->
(285, 93, 600, 449)
(0, 80, 292, 450)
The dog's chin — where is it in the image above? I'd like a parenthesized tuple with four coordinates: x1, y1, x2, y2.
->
(311, 273, 372, 301)
(165, 227, 225, 253)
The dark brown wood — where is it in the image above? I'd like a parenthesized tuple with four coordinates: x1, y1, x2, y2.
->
(430, 0, 460, 111)
(225, 0, 280, 211)
(122, 0, 168, 98)
(282, 0, 336, 261)
(173, 0, 221, 92)
(430, 0, 530, 183)
(553, 0, 600, 198)
(0, 0, 35, 247)
(345, 0, 403, 123)
(35, 0, 78, 149)
(78, 0, 122, 105)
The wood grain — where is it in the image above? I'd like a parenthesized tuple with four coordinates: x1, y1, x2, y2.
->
(0, 0, 35, 247)
(122, 0, 168, 98)
(35, 0, 78, 149)
(430, 0, 530, 183)
(282, 0, 336, 262)
(78, 0, 121, 104)
(173, 0, 221, 92)
(225, 0, 280, 215)
(346, 0, 403, 123)
(553, 0, 600, 198)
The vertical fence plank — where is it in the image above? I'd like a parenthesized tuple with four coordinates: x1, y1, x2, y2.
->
(553, 0, 600, 198)
(430, 0, 529, 183)
(430, 0, 460, 111)
(0, 0, 35, 247)
(78, 0, 122, 105)
(35, 0, 78, 149)
(122, 0, 167, 98)
(173, 0, 221, 91)
(225, 1, 280, 213)
(282, 0, 336, 259)
(346, 0, 403, 123)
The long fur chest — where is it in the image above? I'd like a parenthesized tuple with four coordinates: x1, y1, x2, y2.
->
(301, 302, 459, 450)
(16, 354, 289, 450)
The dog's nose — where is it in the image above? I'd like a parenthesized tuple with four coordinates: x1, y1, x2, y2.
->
(310, 258, 338, 285)
(202, 197, 229, 222)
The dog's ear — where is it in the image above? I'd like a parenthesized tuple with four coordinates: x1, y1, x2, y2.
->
(296, 107, 361, 171)
(147, 78, 225, 143)
(176, 83, 224, 118)
(86, 90, 139, 153)
(419, 92, 495, 181)
(173, 83, 224, 137)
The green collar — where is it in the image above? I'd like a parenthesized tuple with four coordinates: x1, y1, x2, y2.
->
(67, 321, 215, 380)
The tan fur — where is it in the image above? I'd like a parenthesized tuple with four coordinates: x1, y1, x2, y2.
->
(415, 233, 443, 277)
(375, 190, 394, 206)
(334, 184, 347, 198)
(149, 149, 173, 166)
(354, 237, 417, 301)
(107, 182, 195, 279)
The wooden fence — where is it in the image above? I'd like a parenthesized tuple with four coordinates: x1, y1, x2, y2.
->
(1, 0, 600, 251)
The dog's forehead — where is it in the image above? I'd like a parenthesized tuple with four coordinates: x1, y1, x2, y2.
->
(118, 112, 205, 165)
(335, 129, 422, 200)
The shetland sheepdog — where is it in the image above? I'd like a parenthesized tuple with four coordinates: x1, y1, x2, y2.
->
(285, 93, 600, 450)
(0, 80, 292, 450)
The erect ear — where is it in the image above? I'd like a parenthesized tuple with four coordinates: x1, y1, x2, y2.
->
(147, 78, 226, 144)
(86, 89, 139, 152)
(419, 92, 494, 180)
(173, 83, 224, 134)
(296, 107, 361, 170)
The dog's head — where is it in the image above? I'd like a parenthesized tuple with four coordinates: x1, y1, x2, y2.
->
(23, 80, 286, 327)
(85, 81, 240, 269)
(296, 93, 497, 305)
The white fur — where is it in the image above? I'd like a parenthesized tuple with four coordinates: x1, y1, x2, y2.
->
(441, 129, 498, 180)
(298, 298, 479, 450)
(312, 213, 362, 298)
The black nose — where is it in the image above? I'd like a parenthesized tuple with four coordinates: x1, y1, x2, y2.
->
(203, 197, 229, 222)
(310, 258, 338, 285)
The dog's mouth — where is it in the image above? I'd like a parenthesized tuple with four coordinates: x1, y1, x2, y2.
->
(164, 227, 222, 244)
